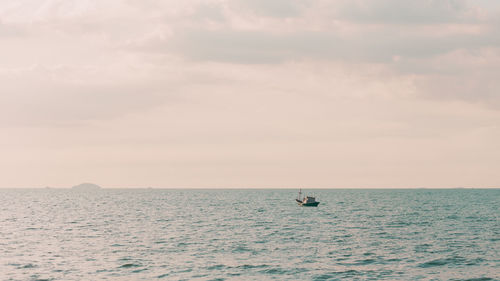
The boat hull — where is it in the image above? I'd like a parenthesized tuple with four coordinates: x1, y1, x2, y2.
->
(296, 201, 320, 207)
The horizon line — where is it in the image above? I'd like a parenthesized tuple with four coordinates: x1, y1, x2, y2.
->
(0, 186, 498, 190)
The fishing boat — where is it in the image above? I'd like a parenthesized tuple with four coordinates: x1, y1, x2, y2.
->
(295, 189, 320, 207)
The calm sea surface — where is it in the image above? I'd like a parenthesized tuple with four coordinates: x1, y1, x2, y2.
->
(0, 189, 499, 280)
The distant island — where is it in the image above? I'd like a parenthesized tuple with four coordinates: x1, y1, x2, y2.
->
(72, 183, 102, 190)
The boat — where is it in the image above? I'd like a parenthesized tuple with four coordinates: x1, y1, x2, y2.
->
(295, 189, 320, 207)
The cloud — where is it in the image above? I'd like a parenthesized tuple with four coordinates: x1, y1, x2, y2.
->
(0, 20, 25, 37)
(162, 25, 499, 64)
(230, 0, 307, 18)
(0, 63, 182, 127)
(2, 0, 499, 112)
(414, 48, 500, 106)
(332, 0, 471, 24)
(166, 29, 335, 63)
(108, 0, 495, 67)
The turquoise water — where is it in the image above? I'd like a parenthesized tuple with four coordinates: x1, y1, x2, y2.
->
(1, 189, 499, 280)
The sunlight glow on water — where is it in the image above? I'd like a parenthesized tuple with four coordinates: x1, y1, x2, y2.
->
(1, 189, 499, 280)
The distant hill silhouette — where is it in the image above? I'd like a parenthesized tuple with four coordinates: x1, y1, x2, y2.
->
(72, 183, 102, 190)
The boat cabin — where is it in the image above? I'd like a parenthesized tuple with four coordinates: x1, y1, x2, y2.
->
(303, 196, 317, 203)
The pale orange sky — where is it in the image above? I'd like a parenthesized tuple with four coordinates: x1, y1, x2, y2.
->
(1, 0, 500, 188)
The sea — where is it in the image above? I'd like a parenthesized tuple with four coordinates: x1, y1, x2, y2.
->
(0, 188, 499, 281)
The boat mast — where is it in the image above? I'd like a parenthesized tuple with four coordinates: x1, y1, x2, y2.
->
(298, 188, 302, 201)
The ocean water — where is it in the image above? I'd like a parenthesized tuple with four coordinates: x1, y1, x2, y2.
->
(0, 189, 499, 281)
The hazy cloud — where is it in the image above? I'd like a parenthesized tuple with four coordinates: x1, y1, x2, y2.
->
(0, 21, 24, 37)
(230, 0, 307, 18)
(0, 63, 183, 126)
(333, 0, 471, 24)
(163, 25, 500, 64)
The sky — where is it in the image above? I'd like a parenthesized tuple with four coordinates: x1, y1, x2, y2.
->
(1, 0, 500, 188)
